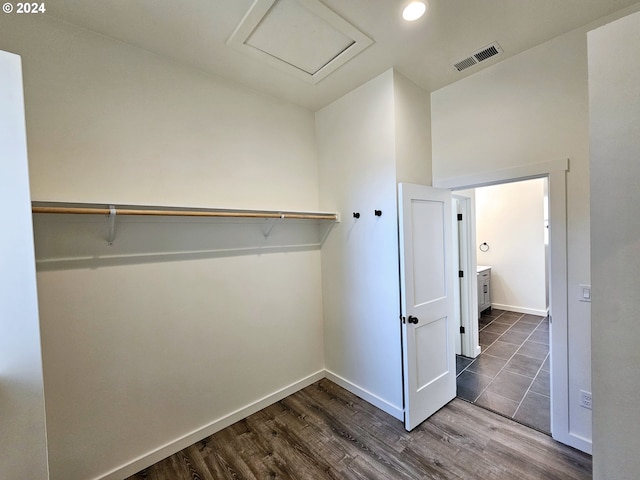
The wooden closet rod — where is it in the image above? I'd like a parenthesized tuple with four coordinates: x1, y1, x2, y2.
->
(31, 205, 338, 221)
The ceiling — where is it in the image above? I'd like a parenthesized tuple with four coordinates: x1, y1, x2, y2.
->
(43, 0, 640, 111)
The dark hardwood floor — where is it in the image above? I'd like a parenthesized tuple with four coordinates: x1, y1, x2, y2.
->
(127, 379, 591, 480)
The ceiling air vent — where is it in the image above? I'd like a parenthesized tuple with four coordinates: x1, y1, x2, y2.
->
(453, 42, 503, 72)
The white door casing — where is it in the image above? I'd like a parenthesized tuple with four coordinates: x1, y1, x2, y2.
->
(452, 197, 462, 356)
(452, 193, 480, 358)
(433, 159, 585, 452)
(398, 183, 456, 431)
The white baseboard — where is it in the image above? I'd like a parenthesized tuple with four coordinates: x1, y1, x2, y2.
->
(553, 431, 593, 455)
(97, 370, 325, 480)
(324, 369, 404, 421)
(491, 303, 548, 317)
(96, 369, 405, 479)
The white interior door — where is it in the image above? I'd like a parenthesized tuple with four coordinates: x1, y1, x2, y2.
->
(398, 183, 456, 431)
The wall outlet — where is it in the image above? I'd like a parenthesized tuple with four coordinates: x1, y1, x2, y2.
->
(580, 390, 592, 409)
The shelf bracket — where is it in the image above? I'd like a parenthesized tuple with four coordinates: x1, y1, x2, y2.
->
(263, 213, 284, 238)
(319, 221, 335, 245)
(107, 205, 116, 246)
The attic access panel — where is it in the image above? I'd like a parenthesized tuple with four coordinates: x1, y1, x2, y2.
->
(228, 0, 373, 84)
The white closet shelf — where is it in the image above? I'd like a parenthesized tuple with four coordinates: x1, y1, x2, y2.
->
(32, 201, 339, 247)
(31, 202, 340, 221)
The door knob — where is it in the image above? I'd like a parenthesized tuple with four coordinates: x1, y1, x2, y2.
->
(407, 315, 419, 324)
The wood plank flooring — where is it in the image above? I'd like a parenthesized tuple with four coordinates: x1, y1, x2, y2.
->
(127, 379, 591, 480)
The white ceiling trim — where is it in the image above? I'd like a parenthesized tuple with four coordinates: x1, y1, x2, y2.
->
(227, 0, 374, 84)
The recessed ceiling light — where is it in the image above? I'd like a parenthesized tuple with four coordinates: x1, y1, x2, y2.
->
(402, 1, 427, 21)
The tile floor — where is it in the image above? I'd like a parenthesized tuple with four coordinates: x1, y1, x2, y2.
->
(456, 309, 551, 434)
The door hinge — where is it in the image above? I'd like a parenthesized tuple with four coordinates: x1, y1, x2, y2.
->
(460, 326, 465, 334)
(400, 314, 405, 324)
(457, 213, 463, 221)
(459, 270, 464, 278)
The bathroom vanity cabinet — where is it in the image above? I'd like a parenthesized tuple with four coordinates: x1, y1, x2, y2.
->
(477, 266, 492, 315)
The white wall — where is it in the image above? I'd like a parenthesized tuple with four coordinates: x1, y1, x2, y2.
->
(432, 24, 595, 448)
(393, 71, 432, 186)
(316, 70, 403, 418)
(589, 10, 640, 479)
(475, 179, 547, 315)
(0, 15, 318, 211)
(1, 14, 324, 480)
(316, 69, 431, 420)
(0, 50, 49, 479)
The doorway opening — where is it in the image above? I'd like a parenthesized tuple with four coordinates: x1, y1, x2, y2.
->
(435, 159, 585, 452)
(434, 159, 588, 452)
(452, 177, 551, 434)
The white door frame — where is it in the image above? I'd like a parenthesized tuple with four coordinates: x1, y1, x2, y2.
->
(452, 197, 462, 356)
(453, 194, 481, 358)
(434, 158, 589, 453)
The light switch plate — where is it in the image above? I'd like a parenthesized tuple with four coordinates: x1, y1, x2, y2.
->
(579, 284, 591, 302)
